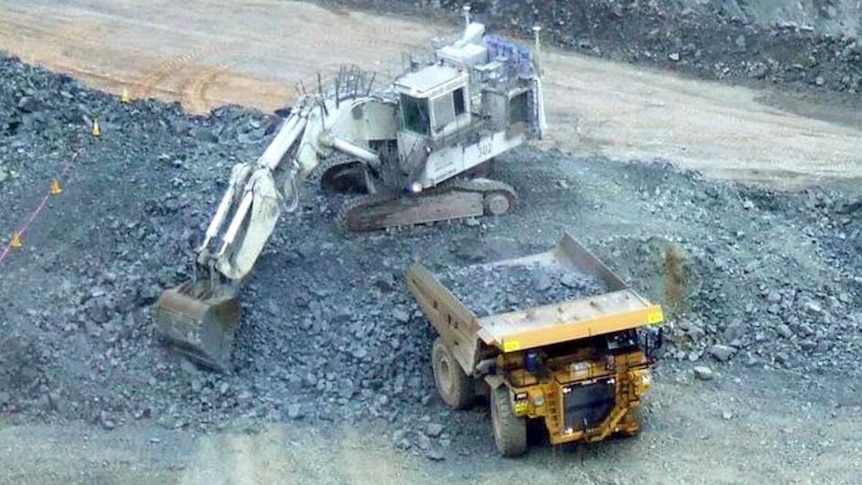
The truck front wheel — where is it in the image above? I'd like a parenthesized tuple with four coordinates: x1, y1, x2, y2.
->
(491, 386, 527, 457)
(432, 337, 474, 410)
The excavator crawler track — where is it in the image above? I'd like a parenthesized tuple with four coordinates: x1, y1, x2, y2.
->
(337, 177, 517, 232)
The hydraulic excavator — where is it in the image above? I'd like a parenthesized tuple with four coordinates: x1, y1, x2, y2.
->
(154, 16, 548, 370)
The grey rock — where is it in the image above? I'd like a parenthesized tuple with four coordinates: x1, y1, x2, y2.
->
(373, 274, 395, 293)
(190, 127, 218, 143)
(339, 379, 355, 399)
(17, 96, 45, 113)
(693, 366, 714, 381)
(396, 438, 412, 450)
(560, 273, 579, 288)
(425, 448, 446, 461)
(804, 300, 823, 315)
(417, 434, 432, 451)
(87, 303, 110, 324)
(709, 344, 736, 362)
(532, 269, 552, 292)
(286, 374, 304, 392)
(743, 352, 759, 367)
(722, 320, 746, 342)
(685, 323, 706, 343)
(777, 324, 794, 339)
(392, 308, 410, 323)
(426, 423, 444, 438)
(100, 411, 116, 430)
(287, 404, 304, 420)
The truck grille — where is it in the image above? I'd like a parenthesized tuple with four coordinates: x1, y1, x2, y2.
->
(562, 378, 615, 432)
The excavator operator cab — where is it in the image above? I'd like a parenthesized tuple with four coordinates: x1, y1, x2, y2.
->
(394, 64, 471, 141)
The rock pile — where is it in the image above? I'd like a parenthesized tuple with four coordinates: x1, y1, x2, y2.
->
(0, 52, 860, 459)
(438, 262, 607, 317)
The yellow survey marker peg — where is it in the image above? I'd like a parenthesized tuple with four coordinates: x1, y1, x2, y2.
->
(51, 179, 63, 195)
(121, 87, 130, 104)
(92, 118, 101, 137)
(10, 232, 22, 249)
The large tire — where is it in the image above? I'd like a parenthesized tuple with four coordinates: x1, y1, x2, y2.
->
(432, 337, 474, 410)
(491, 386, 527, 457)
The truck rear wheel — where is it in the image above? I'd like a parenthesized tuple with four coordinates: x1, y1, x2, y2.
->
(491, 386, 527, 457)
(432, 337, 474, 410)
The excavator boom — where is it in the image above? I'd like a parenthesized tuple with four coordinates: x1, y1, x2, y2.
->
(154, 83, 389, 369)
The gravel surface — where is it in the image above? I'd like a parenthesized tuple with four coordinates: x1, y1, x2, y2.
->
(1, 50, 861, 461)
(438, 262, 608, 317)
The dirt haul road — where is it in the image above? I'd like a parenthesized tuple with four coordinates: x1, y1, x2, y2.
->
(2, 0, 862, 191)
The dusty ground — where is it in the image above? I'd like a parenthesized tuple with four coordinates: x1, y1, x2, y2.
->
(3, 365, 859, 485)
(3, 0, 862, 191)
(2, 1, 862, 484)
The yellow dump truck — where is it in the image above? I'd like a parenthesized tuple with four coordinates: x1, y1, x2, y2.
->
(406, 233, 664, 457)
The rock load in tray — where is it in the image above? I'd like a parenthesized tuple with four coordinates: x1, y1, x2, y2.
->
(438, 262, 608, 317)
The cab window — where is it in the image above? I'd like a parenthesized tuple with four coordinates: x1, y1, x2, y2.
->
(400, 94, 430, 135)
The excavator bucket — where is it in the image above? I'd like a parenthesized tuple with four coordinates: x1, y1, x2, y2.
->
(154, 280, 241, 371)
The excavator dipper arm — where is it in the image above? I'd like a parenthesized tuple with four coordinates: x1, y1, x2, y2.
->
(154, 94, 389, 370)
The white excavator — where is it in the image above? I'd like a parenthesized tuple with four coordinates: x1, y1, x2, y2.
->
(155, 13, 547, 370)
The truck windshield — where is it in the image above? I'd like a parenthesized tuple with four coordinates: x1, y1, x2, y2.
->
(400, 93, 430, 136)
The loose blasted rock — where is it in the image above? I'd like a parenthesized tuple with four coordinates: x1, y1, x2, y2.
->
(437, 262, 608, 317)
(2, 50, 861, 451)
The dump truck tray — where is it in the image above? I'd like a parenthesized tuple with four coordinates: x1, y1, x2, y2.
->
(406, 233, 663, 375)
